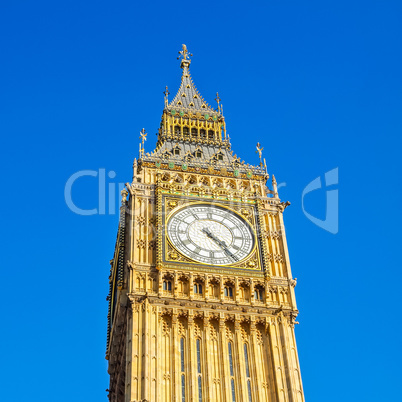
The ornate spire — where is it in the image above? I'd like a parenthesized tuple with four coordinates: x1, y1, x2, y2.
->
(137, 46, 267, 180)
(167, 44, 217, 115)
(215, 92, 221, 114)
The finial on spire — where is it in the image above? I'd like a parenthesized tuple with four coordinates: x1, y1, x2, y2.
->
(256, 142, 264, 167)
(163, 86, 170, 107)
(177, 44, 192, 68)
(215, 92, 221, 114)
(272, 175, 278, 197)
(139, 128, 147, 158)
(121, 189, 128, 205)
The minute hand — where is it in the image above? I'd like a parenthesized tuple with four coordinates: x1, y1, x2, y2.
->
(202, 228, 238, 261)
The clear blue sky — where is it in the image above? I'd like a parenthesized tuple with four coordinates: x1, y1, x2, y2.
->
(1, 1, 401, 401)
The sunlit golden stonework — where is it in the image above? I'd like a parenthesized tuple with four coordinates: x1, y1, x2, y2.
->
(106, 45, 305, 402)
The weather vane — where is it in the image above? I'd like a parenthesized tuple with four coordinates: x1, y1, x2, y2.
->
(139, 128, 147, 158)
(177, 44, 193, 61)
(163, 86, 170, 107)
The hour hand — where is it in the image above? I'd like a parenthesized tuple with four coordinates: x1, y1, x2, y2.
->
(202, 228, 223, 246)
(202, 227, 223, 246)
(202, 227, 215, 240)
(202, 228, 238, 261)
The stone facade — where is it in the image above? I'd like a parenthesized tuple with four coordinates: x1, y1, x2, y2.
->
(106, 45, 304, 402)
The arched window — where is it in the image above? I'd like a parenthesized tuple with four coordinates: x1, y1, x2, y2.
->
(194, 284, 203, 295)
(231, 379, 236, 402)
(244, 344, 250, 377)
(200, 129, 206, 138)
(175, 125, 181, 135)
(228, 342, 234, 376)
(196, 339, 202, 402)
(209, 280, 219, 299)
(180, 338, 185, 372)
(181, 337, 186, 401)
(181, 375, 186, 402)
(228, 342, 236, 401)
(178, 277, 189, 295)
(225, 286, 234, 298)
(163, 280, 172, 291)
(198, 377, 202, 402)
(183, 127, 189, 136)
(244, 344, 252, 402)
(191, 128, 198, 138)
(254, 288, 264, 301)
(208, 130, 214, 139)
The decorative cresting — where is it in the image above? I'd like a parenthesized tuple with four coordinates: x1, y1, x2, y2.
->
(138, 44, 267, 180)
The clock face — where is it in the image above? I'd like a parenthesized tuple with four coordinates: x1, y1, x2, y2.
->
(167, 203, 255, 266)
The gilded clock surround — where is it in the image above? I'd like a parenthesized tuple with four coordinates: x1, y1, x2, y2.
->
(162, 197, 262, 272)
(106, 45, 304, 402)
(165, 202, 256, 266)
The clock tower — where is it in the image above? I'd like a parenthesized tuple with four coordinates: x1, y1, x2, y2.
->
(106, 45, 305, 402)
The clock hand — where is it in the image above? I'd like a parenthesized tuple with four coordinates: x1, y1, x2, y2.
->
(202, 227, 222, 245)
(201, 228, 238, 261)
(222, 247, 238, 261)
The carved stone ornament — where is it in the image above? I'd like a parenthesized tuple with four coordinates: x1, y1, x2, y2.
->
(274, 254, 283, 263)
(121, 189, 128, 203)
(168, 200, 177, 208)
(169, 250, 178, 260)
(136, 216, 146, 225)
(289, 278, 297, 287)
(137, 239, 146, 249)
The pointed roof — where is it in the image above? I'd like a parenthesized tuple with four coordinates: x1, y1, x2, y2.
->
(137, 45, 268, 179)
(166, 45, 218, 115)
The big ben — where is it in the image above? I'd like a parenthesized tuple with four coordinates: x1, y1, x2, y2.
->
(106, 45, 305, 402)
